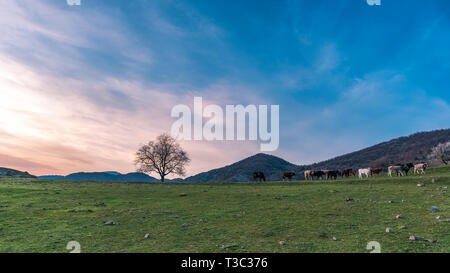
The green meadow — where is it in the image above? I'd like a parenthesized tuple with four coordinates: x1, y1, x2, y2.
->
(0, 167, 449, 253)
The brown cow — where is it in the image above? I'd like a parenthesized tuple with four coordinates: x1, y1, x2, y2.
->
(370, 168, 383, 176)
(414, 163, 427, 174)
(282, 172, 296, 181)
(342, 169, 356, 178)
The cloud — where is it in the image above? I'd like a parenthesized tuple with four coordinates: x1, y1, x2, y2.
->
(0, 153, 57, 173)
(0, 0, 449, 177)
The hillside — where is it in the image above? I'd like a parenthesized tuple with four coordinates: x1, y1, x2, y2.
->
(0, 167, 36, 178)
(184, 153, 297, 182)
(305, 129, 450, 172)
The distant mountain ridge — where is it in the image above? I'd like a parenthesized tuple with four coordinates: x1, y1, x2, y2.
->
(38, 172, 161, 182)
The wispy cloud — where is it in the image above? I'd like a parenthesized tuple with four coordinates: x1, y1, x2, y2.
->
(0, 0, 449, 176)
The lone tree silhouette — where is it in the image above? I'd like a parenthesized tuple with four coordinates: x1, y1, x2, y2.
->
(135, 133, 190, 182)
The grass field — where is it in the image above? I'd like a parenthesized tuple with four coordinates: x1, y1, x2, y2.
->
(0, 166, 449, 253)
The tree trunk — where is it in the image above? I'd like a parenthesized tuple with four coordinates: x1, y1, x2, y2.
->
(160, 175, 165, 183)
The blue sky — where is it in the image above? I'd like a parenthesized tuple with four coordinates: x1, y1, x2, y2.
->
(0, 0, 449, 176)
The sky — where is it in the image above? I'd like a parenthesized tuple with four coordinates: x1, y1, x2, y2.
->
(1, 0, 449, 177)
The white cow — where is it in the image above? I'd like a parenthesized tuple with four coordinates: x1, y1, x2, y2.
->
(414, 163, 427, 175)
(358, 168, 371, 179)
(388, 166, 404, 177)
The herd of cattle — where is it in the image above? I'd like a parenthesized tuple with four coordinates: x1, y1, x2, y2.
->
(252, 163, 428, 182)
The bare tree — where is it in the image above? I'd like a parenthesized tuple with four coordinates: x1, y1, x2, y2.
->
(428, 142, 450, 165)
(135, 133, 190, 182)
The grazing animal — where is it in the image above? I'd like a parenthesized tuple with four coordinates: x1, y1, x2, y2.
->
(370, 168, 383, 176)
(388, 166, 404, 177)
(311, 170, 325, 180)
(358, 168, 371, 179)
(326, 170, 341, 180)
(342, 169, 356, 178)
(401, 163, 414, 176)
(253, 172, 266, 182)
(414, 163, 427, 175)
(282, 172, 295, 181)
(304, 170, 313, 180)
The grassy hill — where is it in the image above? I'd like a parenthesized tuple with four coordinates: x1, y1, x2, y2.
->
(184, 153, 297, 182)
(0, 166, 448, 253)
(0, 167, 36, 178)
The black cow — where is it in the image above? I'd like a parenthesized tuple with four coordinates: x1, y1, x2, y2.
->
(401, 163, 414, 176)
(253, 172, 266, 182)
(282, 172, 296, 181)
(326, 170, 341, 180)
(312, 170, 325, 180)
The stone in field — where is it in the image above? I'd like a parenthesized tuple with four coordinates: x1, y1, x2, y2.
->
(144, 233, 150, 239)
(396, 215, 402, 219)
(279, 241, 286, 246)
(386, 227, 393, 233)
(104, 220, 114, 225)
(431, 206, 439, 213)
(417, 183, 425, 187)
(182, 223, 189, 228)
(332, 237, 338, 241)
(436, 216, 441, 220)
(400, 226, 406, 229)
